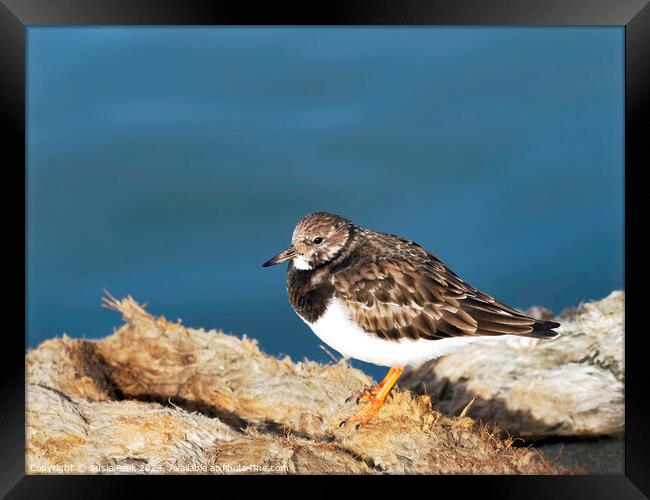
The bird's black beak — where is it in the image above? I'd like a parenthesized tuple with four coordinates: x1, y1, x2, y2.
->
(262, 246, 296, 267)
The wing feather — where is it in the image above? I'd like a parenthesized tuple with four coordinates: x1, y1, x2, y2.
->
(332, 233, 550, 342)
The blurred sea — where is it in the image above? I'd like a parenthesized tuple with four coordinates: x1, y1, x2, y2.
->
(27, 27, 623, 378)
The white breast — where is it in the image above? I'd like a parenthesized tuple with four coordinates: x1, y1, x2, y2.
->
(300, 296, 514, 367)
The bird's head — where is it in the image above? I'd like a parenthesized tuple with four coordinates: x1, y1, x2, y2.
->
(262, 212, 356, 270)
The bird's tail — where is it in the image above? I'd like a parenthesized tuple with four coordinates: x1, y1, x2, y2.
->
(525, 319, 561, 339)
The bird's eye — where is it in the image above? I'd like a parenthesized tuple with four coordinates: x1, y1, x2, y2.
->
(313, 237, 324, 245)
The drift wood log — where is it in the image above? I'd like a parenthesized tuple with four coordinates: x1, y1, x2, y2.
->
(26, 294, 572, 474)
(401, 291, 624, 439)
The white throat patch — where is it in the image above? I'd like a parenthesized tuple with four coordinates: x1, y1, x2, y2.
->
(293, 255, 313, 270)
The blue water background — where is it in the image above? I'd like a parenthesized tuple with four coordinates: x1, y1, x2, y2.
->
(27, 28, 623, 378)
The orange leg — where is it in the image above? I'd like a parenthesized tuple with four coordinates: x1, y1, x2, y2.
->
(345, 366, 399, 404)
(340, 366, 405, 429)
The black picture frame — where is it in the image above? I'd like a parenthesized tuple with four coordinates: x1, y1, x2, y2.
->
(3, 0, 646, 497)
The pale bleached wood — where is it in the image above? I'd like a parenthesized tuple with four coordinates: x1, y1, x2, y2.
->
(401, 291, 624, 439)
(25, 294, 570, 475)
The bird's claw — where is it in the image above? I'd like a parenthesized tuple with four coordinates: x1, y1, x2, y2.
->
(344, 386, 381, 406)
(338, 418, 366, 430)
(339, 394, 385, 429)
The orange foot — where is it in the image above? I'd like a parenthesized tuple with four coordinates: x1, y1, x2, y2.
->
(344, 382, 384, 405)
(340, 366, 404, 429)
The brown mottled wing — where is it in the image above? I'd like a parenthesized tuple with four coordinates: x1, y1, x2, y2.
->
(332, 233, 544, 341)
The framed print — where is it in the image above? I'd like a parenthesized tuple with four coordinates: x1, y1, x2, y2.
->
(2, 0, 647, 496)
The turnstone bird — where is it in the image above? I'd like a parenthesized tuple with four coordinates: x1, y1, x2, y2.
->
(263, 212, 560, 428)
